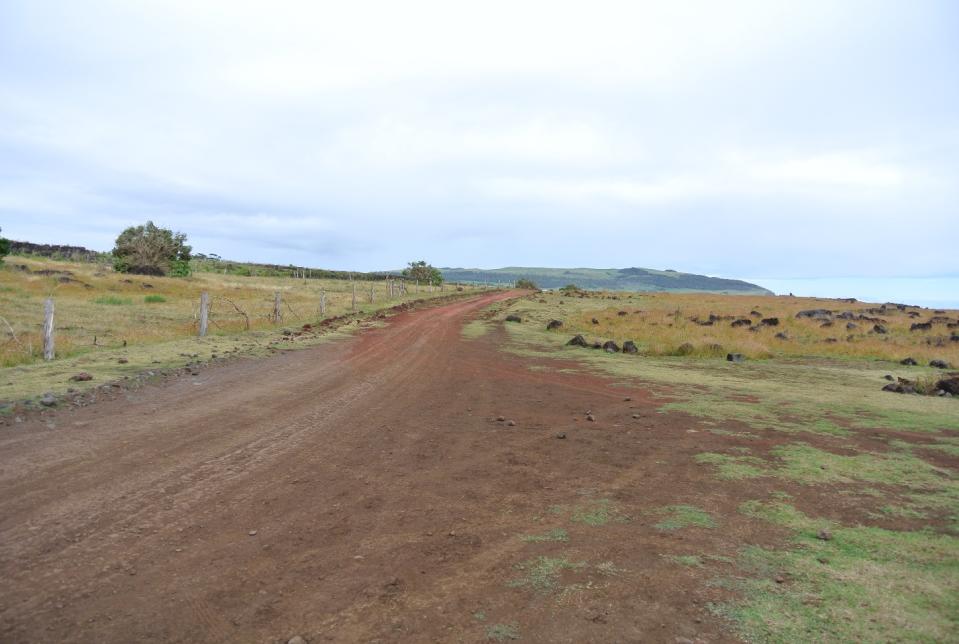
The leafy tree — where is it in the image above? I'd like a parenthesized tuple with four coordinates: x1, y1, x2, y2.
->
(0, 227, 9, 264)
(515, 278, 538, 290)
(112, 221, 192, 276)
(402, 260, 444, 285)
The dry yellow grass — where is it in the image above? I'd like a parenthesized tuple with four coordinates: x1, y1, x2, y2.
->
(544, 290, 958, 365)
(0, 256, 476, 368)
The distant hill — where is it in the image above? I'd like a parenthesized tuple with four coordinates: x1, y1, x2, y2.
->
(439, 266, 772, 294)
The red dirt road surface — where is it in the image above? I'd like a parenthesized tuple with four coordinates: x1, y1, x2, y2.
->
(1, 291, 752, 643)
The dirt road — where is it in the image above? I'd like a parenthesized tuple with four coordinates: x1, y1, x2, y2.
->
(0, 291, 747, 643)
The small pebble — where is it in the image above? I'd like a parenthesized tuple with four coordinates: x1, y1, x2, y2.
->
(248, 530, 258, 536)
(586, 414, 595, 422)
(506, 420, 516, 427)
(556, 432, 566, 439)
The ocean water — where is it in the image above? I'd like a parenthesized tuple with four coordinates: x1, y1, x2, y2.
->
(743, 277, 959, 310)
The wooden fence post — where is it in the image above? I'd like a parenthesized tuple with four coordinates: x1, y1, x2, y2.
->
(199, 291, 209, 337)
(320, 290, 327, 317)
(43, 297, 55, 361)
(273, 292, 282, 323)
(369, 283, 375, 304)
(351, 277, 357, 311)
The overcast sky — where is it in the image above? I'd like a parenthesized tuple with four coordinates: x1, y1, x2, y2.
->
(1, 1, 957, 301)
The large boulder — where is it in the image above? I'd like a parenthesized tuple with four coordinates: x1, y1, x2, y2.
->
(873, 324, 888, 334)
(761, 317, 780, 326)
(505, 314, 522, 323)
(937, 376, 959, 395)
(796, 309, 833, 320)
(546, 319, 563, 330)
(910, 321, 933, 332)
(602, 340, 620, 353)
(726, 353, 745, 363)
(930, 359, 951, 369)
(900, 357, 918, 366)
(731, 319, 752, 328)
(567, 334, 588, 347)
(622, 340, 638, 354)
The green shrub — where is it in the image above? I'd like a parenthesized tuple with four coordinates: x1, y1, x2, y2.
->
(143, 294, 167, 303)
(94, 295, 133, 305)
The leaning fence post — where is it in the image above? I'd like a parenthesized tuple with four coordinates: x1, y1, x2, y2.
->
(199, 291, 209, 337)
(43, 297, 55, 360)
(273, 291, 282, 323)
(320, 290, 327, 317)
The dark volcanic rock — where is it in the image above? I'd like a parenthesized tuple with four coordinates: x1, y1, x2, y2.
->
(504, 314, 522, 323)
(761, 317, 780, 326)
(622, 340, 638, 354)
(775, 332, 789, 340)
(726, 353, 745, 363)
(69, 372, 94, 382)
(873, 324, 888, 334)
(936, 377, 959, 395)
(731, 319, 752, 328)
(602, 340, 620, 353)
(591, 318, 599, 325)
(900, 357, 918, 366)
(567, 334, 588, 347)
(911, 322, 933, 332)
(546, 319, 563, 330)
(929, 359, 950, 369)
(796, 309, 833, 320)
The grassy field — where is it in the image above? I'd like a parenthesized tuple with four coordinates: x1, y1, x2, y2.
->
(480, 290, 958, 642)
(519, 288, 959, 364)
(0, 255, 478, 403)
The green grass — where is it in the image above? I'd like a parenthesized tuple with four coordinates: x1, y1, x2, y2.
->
(652, 505, 717, 531)
(521, 528, 569, 543)
(714, 501, 959, 642)
(94, 295, 133, 305)
(143, 294, 167, 303)
(461, 319, 492, 339)
(694, 453, 767, 479)
(509, 556, 584, 593)
(570, 498, 625, 526)
(485, 623, 520, 641)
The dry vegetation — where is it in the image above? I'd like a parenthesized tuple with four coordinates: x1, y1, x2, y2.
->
(0, 256, 475, 369)
(556, 290, 958, 365)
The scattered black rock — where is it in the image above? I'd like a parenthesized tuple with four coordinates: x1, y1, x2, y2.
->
(69, 372, 94, 382)
(846, 322, 858, 330)
(873, 324, 888, 334)
(622, 340, 638, 354)
(546, 319, 563, 330)
(817, 529, 833, 541)
(900, 357, 918, 366)
(761, 317, 779, 326)
(937, 377, 959, 395)
(617, 310, 628, 316)
(750, 310, 762, 317)
(883, 374, 894, 381)
(911, 322, 933, 332)
(504, 315, 522, 323)
(775, 332, 789, 340)
(567, 334, 589, 347)
(930, 359, 950, 369)
(731, 319, 752, 328)
(590, 341, 603, 349)
(602, 340, 620, 353)
(796, 309, 833, 320)
(591, 318, 599, 325)
(726, 353, 745, 363)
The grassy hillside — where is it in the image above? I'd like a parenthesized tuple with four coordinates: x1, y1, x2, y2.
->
(0, 255, 478, 401)
(440, 266, 772, 294)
